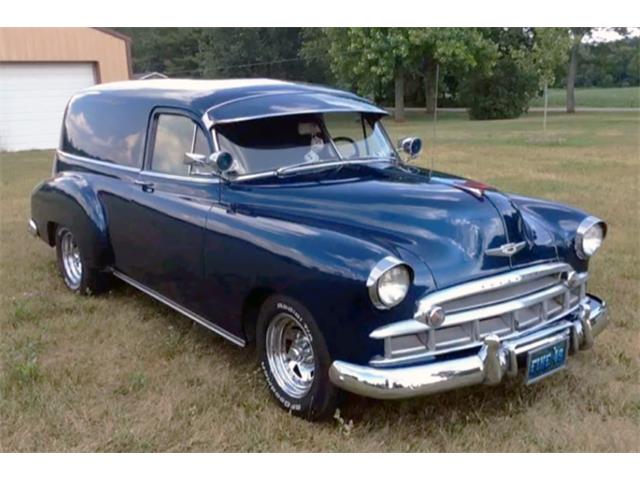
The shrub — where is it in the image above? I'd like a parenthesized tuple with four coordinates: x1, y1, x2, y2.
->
(462, 57, 539, 120)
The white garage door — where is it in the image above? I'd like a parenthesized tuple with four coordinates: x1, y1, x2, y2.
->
(0, 63, 96, 151)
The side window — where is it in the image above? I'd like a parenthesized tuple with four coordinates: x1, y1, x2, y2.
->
(193, 128, 209, 156)
(62, 94, 145, 167)
(150, 114, 210, 176)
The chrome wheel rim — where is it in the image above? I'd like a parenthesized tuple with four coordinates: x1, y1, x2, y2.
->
(60, 230, 82, 289)
(265, 313, 315, 398)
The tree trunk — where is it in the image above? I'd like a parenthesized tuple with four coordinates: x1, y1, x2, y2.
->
(543, 83, 549, 132)
(566, 43, 579, 114)
(394, 70, 405, 122)
(424, 61, 435, 114)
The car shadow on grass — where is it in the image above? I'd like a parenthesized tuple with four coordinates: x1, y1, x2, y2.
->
(106, 276, 575, 437)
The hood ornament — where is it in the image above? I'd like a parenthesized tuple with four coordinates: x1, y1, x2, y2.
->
(486, 241, 526, 257)
(452, 180, 494, 199)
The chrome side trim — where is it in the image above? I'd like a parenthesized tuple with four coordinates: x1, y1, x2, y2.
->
(575, 216, 607, 260)
(111, 270, 246, 347)
(140, 170, 221, 184)
(330, 295, 608, 400)
(415, 262, 573, 320)
(57, 150, 140, 172)
(59, 150, 223, 185)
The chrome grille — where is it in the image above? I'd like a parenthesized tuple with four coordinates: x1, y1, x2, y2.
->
(372, 262, 587, 367)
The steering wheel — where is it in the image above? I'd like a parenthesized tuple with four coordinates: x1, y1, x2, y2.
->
(332, 136, 360, 159)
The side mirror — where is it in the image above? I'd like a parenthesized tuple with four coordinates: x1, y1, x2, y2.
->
(210, 151, 234, 173)
(398, 137, 423, 159)
(184, 151, 234, 177)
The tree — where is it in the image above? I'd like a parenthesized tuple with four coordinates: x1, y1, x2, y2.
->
(530, 28, 572, 130)
(565, 28, 630, 112)
(315, 28, 415, 120)
(117, 28, 203, 77)
(197, 28, 312, 80)
(566, 28, 594, 113)
(461, 28, 552, 120)
(573, 37, 640, 87)
(118, 28, 329, 82)
(303, 28, 493, 121)
(407, 28, 496, 113)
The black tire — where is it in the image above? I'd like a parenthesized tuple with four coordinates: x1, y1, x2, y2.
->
(257, 295, 341, 420)
(55, 225, 109, 295)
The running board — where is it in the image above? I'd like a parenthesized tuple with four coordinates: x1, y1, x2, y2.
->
(110, 269, 246, 347)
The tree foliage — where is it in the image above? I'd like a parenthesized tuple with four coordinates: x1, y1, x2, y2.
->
(552, 37, 640, 88)
(116, 27, 634, 121)
(302, 28, 495, 119)
(117, 28, 203, 77)
(460, 28, 570, 119)
(197, 28, 318, 80)
(530, 28, 572, 87)
(118, 27, 324, 81)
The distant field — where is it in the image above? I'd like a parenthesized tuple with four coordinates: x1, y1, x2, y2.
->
(529, 87, 640, 109)
(1, 112, 639, 452)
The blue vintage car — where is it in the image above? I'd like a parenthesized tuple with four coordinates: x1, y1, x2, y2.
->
(30, 79, 608, 419)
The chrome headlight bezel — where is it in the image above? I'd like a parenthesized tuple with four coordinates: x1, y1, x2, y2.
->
(367, 256, 412, 310)
(575, 216, 607, 260)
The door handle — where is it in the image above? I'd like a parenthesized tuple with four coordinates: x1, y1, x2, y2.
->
(134, 179, 155, 192)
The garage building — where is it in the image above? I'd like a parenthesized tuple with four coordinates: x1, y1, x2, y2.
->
(0, 28, 132, 151)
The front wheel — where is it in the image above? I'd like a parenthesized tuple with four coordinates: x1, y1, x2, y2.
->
(257, 296, 341, 420)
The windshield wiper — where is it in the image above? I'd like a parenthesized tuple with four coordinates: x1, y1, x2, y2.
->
(275, 160, 343, 178)
(275, 157, 395, 178)
(343, 155, 397, 162)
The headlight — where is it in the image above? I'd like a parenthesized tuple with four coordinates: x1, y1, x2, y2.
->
(367, 257, 412, 309)
(576, 216, 607, 260)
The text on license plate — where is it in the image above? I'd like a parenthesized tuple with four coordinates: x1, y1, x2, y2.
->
(526, 336, 569, 384)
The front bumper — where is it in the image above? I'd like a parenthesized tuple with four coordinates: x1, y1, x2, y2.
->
(329, 295, 608, 400)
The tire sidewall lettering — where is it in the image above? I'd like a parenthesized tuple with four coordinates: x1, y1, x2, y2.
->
(261, 360, 302, 411)
(276, 302, 314, 343)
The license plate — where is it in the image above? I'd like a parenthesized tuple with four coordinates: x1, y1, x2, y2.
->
(525, 336, 569, 384)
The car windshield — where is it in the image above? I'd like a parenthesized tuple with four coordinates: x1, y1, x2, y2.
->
(215, 112, 396, 176)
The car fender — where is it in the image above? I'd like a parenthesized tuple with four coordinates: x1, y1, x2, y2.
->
(31, 172, 112, 269)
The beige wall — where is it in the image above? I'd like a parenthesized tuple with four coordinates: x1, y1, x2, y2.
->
(0, 27, 131, 83)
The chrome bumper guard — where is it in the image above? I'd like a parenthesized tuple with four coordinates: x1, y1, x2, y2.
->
(28, 218, 38, 237)
(329, 295, 608, 400)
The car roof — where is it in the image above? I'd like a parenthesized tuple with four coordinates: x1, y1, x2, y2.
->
(85, 79, 387, 123)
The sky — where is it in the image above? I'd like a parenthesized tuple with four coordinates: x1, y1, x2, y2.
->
(587, 27, 640, 43)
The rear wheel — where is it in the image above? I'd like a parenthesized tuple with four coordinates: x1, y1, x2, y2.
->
(55, 226, 109, 295)
(257, 295, 341, 420)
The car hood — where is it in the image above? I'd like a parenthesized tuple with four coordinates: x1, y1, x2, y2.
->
(224, 165, 558, 288)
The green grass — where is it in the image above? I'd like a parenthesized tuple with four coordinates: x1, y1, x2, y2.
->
(529, 87, 640, 108)
(1, 111, 639, 451)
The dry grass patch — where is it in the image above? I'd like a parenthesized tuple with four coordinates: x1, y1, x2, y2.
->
(1, 112, 639, 451)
